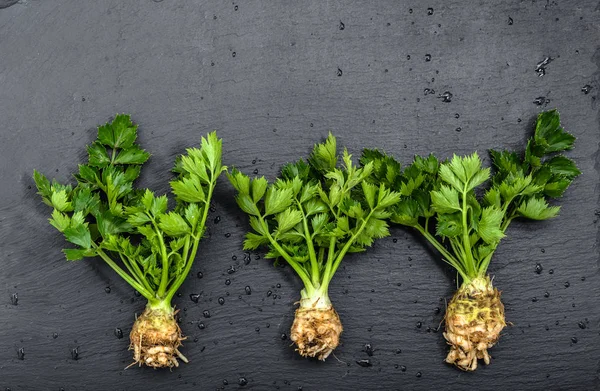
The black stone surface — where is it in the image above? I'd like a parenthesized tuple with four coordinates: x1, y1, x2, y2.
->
(1, 1, 599, 390)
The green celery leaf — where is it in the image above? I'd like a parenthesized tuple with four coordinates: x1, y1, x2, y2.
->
(236, 194, 261, 216)
(244, 232, 269, 250)
(436, 213, 462, 238)
(96, 210, 133, 237)
(87, 142, 111, 167)
(97, 114, 138, 149)
(227, 169, 251, 195)
(49, 209, 71, 232)
(158, 212, 191, 236)
(534, 110, 576, 152)
(50, 190, 73, 212)
(63, 224, 92, 249)
(114, 145, 150, 165)
(171, 176, 206, 203)
(33, 170, 52, 202)
(477, 206, 505, 244)
(543, 156, 581, 178)
(276, 208, 303, 234)
(517, 197, 560, 220)
(63, 248, 96, 261)
(251, 177, 268, 203)
(431, 185, 461, 213)
(309, 133, 337, 173)
(264, 187, 293, 216)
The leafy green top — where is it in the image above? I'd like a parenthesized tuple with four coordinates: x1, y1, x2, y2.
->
(34, 114, 226, 304)
(361, 110, 580, 282)
(228, 134, 400, 298)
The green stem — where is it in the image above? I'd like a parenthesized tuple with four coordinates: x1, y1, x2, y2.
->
(259, 217, 315, 294)
(461, 188, 475, 274)
(154, 221, 171, 298)
(298, 200, 319, 286)
(415, 225, 469, 282)
(95, 248, 154, 301)
(118, 252, 153, 292)
(323, 209, 375, 290)
(320, 237, 337, 287)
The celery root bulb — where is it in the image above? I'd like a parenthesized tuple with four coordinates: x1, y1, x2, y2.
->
(290, 296, 343, 360)
(129, 303, 188, 368)
(444, 276, 506, 371)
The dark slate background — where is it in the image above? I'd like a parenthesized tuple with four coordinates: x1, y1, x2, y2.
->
(1, 1, 599, 390)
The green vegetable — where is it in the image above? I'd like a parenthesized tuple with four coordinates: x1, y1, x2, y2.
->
(34, 114, 226, 368)
(228, 133, 400, 360)
(361, 109, 579, 370)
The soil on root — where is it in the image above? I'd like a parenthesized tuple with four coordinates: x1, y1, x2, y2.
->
(290, 305, 343, 360)
(444, 276, 506, 371)
(128, 306, 188, 369)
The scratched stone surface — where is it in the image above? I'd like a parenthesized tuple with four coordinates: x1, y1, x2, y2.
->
(0, 1, 599, 390)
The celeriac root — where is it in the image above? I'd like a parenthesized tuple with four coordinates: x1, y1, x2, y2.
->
(290, 298, 343, 360)
(128, 305, 188, 369)
(444, 276, 506, 371)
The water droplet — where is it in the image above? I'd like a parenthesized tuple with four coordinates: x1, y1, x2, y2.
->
(416, 371, 422, 378)
(218, 297, 225, 305)
(582, 84, 593, 94)
(337, 68, 343, 77)
(533, 96, 547, 106)
(255, 327, 260, 332)
(223, 380, 229, 385)
(578, 321, 586, 329)
(197, 271, 203, 279)
(564, 281, 570, 288)
(53, 332, 59, 339)
(17, 347, 25, 360)
(105, 286, 111, 294)
(549, 269, 554, 274)
(281, 333, 287, 340)
(409, 8, 413, 14)
(356, 359, 372, 367)
(339, 20, 345, 30)
(416, 322, 422, 329)
(535, 263, 543, 274)
(454, 113, 460, 119)
(10, 293, 18, 305)
(238, 377, 248, 386)
(267, 290, 272, 297)
(214, 216, 221, 224)
(455, 127, 462, 132)
(190, 293, 200, 303)
(227, 266, 236, 274)
(425, 54, 431, 62)
(364, 343, 374, 356)
(234, 5, 238, 11)
(508, 16, 514, 25)
(406, 55, 411, 60)
(243, 252, 251, 264)
(438, 91, 453, 102)
(114, 328, 123, 339)
(427, 8, 434, 15)
(571, 337, 578, 343)
(232, 52, 236, 57)
(535, 57, 553, 77)
(245, 286, 252, 295)
(276, 283, 281, 288)
(532, 297, 538, 302)
(225, 279, 231, 285)
(544, 292, 550, 298)
(71, 347, 79, 360)
(392, 238, 398, 243)
(198, 322, 205, 329)
(434, 307, 441, 314)
(203, 310, 211, 318)
(400, 365, 407, 372)
(395, 348, 402, 354)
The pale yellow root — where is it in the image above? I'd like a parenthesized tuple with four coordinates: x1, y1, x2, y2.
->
(127, 306, 188, 369)
(290, 301, 343, 361)
(444, 276, 506, 371)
